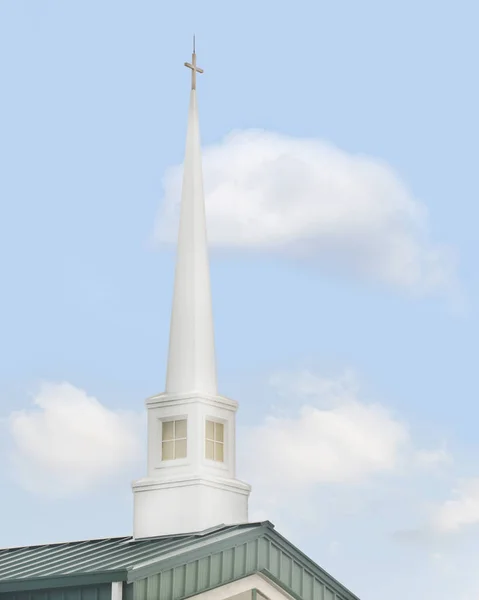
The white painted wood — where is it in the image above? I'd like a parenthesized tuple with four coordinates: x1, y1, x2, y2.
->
(132, 59, 250, 538)
(111, 582, 123, 600)
(186, 574, 295, 600)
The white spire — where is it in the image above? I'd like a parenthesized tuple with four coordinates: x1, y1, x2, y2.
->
(132, 46, 250, 539)
(165, 50, 217, 396)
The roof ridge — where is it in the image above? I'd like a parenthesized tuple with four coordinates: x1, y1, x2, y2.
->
(130, 521, 272, 543)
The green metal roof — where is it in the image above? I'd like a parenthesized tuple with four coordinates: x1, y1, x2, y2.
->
(0, 522, 262, 592)
(0, 521, 361, 600)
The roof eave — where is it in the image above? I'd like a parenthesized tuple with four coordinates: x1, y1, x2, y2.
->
(262, 530, 361, 600)
(0, 569, 129, 593)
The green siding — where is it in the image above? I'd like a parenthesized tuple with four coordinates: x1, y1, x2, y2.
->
(123, 583, 133, 600)
(262, 536, 347, 600)
(133, 539, 262, 600)
(133, 535, 354, 600)
(0, 583, 111, 600)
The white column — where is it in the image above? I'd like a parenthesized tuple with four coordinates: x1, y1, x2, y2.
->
(111, 582, 123, 600)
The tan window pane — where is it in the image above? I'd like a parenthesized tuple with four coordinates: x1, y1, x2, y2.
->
(162, 421, 174, 441)
(215, 422, 224, 443)
(175, 419, 187, 439)
(175, 438, 187, 459)
(162, 440, 174, 460)
(215, 442, 224, 462)
(205, 420, 215, 440)
(205, 439, 215, 460)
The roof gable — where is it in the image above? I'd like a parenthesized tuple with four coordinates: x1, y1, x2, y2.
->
(0, 523, 360, 600)
(130, 523, 359, 600)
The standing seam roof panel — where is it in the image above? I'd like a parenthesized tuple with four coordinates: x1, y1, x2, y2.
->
(0, 523, 264, 583)
(0, 539, 129, 579)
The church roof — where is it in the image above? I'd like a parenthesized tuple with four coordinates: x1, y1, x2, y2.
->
(0, 522, 259, 592)
(0, 521, 360, 600)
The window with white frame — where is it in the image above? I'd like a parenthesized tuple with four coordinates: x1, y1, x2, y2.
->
(162, 419, 187, 460)
(205, 420, 224, 462)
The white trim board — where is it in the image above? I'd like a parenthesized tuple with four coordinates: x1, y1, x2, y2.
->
(188, 574, 295, 600)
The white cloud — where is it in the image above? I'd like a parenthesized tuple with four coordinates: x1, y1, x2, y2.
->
(156, 130, 455, 294)
(415, 448, 453, 469)
(243, 371, 410, 492)
(242, 370, 452, 520)
(431, 478, 479, 533)
(8, 382, 143, 497)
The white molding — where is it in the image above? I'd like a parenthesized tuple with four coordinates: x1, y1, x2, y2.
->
(111, 582, 123, 600)
(146, 391, 238, 411)
(187, 574, 295, 600)
(153, 459, 192, 470)
(132, 474, 251, 495)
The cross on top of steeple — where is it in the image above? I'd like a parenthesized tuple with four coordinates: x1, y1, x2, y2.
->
(184, 35, 204, 90)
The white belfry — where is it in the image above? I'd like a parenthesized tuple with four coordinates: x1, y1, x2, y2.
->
(132, 45, 250, 538)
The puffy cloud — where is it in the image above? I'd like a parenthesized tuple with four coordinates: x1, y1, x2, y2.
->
(8, 382, 143, 497)
(431, 479, 479, 533)
(243, 371, 410, 492)
(156, 130, 455, 295)
(242, 370, 452, 512)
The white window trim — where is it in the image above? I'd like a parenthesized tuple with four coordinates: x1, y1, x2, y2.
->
(204, 416, 228, 468)
(158, 415, 189, 465)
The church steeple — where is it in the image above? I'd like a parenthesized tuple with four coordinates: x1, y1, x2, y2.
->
(165, 45, 217, 396)
(132, 45, 250, 539)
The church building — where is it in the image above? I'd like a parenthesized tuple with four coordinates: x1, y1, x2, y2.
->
(0, 47, 361, 600)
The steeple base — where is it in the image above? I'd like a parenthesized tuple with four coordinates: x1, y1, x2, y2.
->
(132, 475, 251, 538)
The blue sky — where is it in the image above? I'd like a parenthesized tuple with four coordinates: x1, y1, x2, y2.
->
(1, 1, 479, 598)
